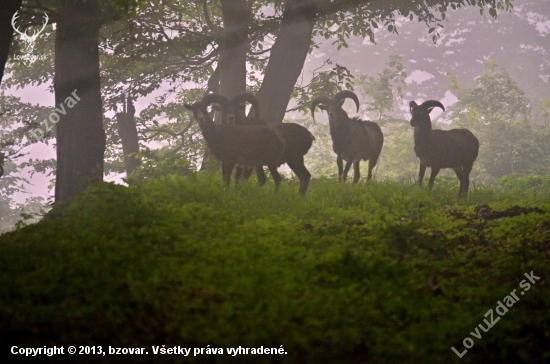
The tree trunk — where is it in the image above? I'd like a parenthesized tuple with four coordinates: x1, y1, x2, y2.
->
(116, 96, 140, 176)
(200, 0, 250, 171)
(219, 0, 249, 99)
(54, 0, 105, 203)
(255, 0, 317, 123)
(0, 0, 22, 85)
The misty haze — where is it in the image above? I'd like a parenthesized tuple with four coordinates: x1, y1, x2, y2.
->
(0, 0, 549, 363)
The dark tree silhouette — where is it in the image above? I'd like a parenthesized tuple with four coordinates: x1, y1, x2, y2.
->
(54, 0, 105, 202)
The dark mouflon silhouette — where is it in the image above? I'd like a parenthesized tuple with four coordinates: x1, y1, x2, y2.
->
(311, 90, 383, 183)
(409, 100, 479, 198)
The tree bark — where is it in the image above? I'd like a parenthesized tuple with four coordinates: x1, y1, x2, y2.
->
(199, 64, 221, 172)
(200, 0, 250, 171)
(54, 0, 105, 203)
(116, 96, 140, 176)
(255, 0, 317, 123)
(219, 0, 249, 99)
(0, 0, 22, 86)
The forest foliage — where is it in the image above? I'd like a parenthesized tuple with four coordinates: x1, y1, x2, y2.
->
(287, 57, 550, 184)
(0, 0, 549, 361)
(1, 0, 548, 226)
(2, 55, 549, 232)
(0, 175, 549, 363)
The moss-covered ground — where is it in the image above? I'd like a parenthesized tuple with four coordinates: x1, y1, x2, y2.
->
(1, 175, 549, 363)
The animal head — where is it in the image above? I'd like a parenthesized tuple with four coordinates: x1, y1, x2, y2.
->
(185, 93, 232, 125)
(184, 102, 208, 124)
(11, 11, 49, 54)
(310, 90, 360, 123)
(409, 100, 445, 127)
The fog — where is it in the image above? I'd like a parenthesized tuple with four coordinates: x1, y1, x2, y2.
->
(1, 0, 549, 230)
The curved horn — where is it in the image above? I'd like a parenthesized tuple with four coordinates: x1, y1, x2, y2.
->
(231, 93, 260, 120)
(419, 100, 445, 112)
(310, 96, 331, 121)
(333, 90, 359, 112)
(201, 93, 230, 111)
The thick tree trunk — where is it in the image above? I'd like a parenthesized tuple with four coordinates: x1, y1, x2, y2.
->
(255, 0, 317, 123)
(219, 0, 249, 99)
(54, 0, 105, 202)
(0, 0, 22, 85)
(200, 0, 250, 171)
(116, 96, 140, 176)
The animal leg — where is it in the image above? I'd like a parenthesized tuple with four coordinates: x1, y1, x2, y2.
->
(255, 167, 267, 186)
(366, 158, 377, 181)
(342, 159, 353, 182)
(427, 166, 440, 190)
(418, 163, 427, 186)
(337, 155, 344, 182)
(353, 160, 361, 183)
(221, 162, 235, 186)
(287, 156, 311, 195)
(267, 165, 282, 191)
(453, 166, 465, 197)
(462, 162, 474, 196)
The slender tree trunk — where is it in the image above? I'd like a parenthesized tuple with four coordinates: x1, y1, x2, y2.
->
(116, 96, 140, 176)
(0, 0, 22, 85)
(199, 65, 221, 172)
(54, 0, 105, 202)
(206, 65, 221, 94)
(255, 0, 317, 123)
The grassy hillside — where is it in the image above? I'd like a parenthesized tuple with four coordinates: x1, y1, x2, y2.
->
(1, 175, 549, 363)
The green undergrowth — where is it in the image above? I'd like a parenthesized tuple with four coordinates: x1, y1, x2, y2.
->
(1, 175, 549, 363)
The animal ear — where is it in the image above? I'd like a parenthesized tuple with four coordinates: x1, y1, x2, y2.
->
(409, 101, 418, 114)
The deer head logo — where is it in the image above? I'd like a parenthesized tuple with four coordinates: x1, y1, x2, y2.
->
(11, 11, 49, 54)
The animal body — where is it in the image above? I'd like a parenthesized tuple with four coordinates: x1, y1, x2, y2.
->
(227, 93, 314, 195)
(409, 100, 479, 197)
(185, 95, 285, 191)
(310, 90, 383, 183)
